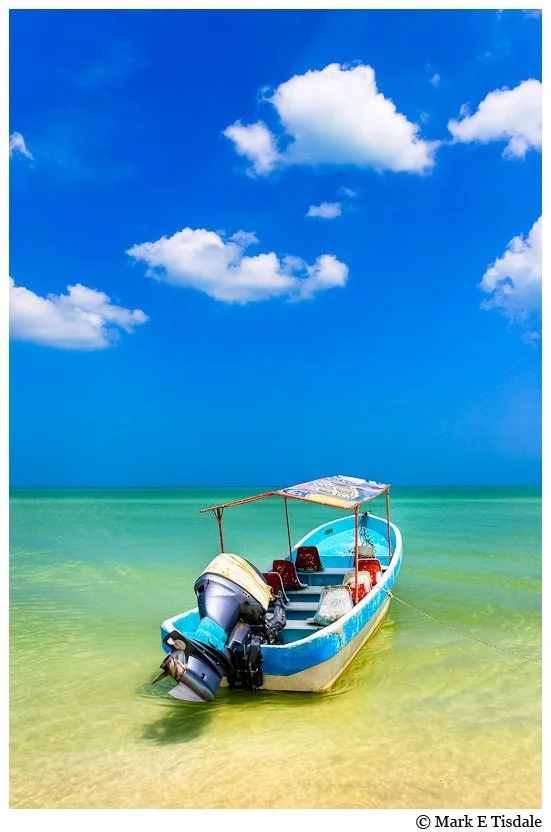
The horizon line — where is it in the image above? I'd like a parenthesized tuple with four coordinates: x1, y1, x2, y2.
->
(9, 483, 542, 489)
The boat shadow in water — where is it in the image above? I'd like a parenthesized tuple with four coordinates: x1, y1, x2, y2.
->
(140, 679, 214, 745)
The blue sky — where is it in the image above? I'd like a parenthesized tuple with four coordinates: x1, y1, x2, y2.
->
(9, 9, 542, 486)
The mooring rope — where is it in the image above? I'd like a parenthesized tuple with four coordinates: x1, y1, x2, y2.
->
(385, 590, 542, 665)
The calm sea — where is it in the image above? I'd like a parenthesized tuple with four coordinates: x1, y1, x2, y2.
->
(9, 486, 541, 808)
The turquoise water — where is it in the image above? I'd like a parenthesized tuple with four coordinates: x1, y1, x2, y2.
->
(10, 487, 541, 808)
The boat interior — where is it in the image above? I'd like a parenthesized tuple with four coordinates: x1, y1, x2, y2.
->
(163, 512, 396, 652)
(265, 513, 394, 644)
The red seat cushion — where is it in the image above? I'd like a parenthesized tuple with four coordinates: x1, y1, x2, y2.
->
(262, 571, 289, 604)
(272, 559, 307, 590)
(296, 545, 323, 572)
(358, 557, 382, 586)
(351, 583, 368, 603)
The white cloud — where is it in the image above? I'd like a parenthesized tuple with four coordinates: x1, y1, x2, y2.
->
(307, 185, 357, 219)
(480, 217, 542, 329)
(126, 227, 348, 304)
(296, 254, 348, 301)
(223, 120, 280, 175)
(307, 202, 342, 219)
(9, 278, 148, 349)
(430, 73, 441, 87)
(9, 132, 33, 160)
(448, 79, 542, 158)
(225, 63, 438, 176)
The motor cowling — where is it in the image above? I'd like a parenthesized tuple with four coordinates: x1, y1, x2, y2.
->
(156, 554, 286, 702)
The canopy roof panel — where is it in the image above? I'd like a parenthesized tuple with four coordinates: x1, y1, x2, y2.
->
(200, 476, 389, 513)
(277, 475, 389, 510)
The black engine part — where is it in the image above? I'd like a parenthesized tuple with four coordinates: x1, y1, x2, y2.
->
(155, 561, 286, 703)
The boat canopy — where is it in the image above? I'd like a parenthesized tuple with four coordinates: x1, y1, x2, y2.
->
(277, 475, 389, 510)
(200, 475, 392, 568)
(200, 475, 389, 513)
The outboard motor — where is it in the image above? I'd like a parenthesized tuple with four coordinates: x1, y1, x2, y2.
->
(154, 554, 286, 702)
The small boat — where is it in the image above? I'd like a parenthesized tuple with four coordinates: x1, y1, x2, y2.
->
(156, 475, 403, 702)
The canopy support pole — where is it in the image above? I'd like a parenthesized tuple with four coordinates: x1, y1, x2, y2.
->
(283, 497, 292, 557)
(354, 506, 359, 603)
(385, 488, 392, 562)
(214, 507, 225, 553)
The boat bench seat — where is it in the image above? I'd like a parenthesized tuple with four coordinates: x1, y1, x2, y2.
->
(283, 600, 319, 619)
(296, 567, 349, 586)
(280, 619, 327, 643)
(284, 619, 325, 630)
(297, 564, 386, 589)
(285, 585, 322, 597)
(284, 586, 322, 604)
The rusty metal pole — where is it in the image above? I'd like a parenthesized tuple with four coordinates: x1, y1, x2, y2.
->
(385, 488, 392, 562)
(354, 506, 359, 603)
(215, 508, 225, 552)
(284, 497, 292, 556)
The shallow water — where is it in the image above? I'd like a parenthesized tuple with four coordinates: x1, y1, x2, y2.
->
(10, 486, 541, 808)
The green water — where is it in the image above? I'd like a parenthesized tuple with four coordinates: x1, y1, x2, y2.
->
(10, 487, 541, 808)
